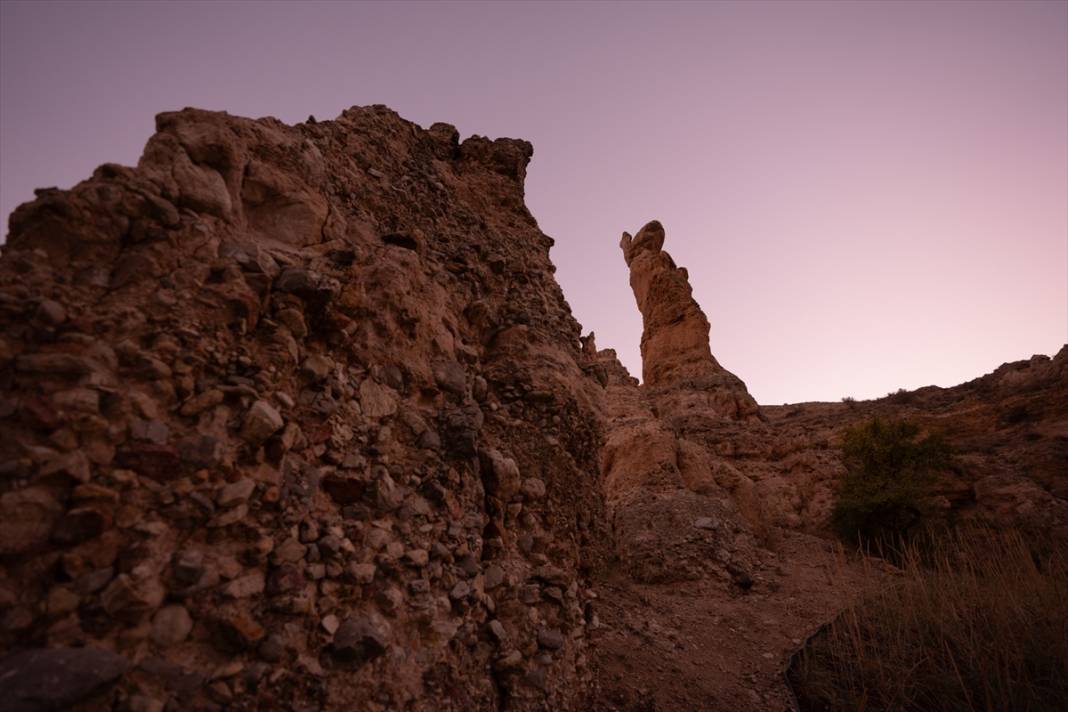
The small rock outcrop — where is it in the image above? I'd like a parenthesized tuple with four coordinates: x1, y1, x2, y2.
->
(620, 220, 759, 420)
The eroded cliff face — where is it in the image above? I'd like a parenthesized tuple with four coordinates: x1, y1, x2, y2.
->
(0, 106, 610, 711)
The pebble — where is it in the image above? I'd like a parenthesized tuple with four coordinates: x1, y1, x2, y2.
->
(521, 477, 547, 499)
(151, 604, 193, 646)
(350, 562, 376, 584)
(241, 400, 283, 444)
(537, 628, 566, 650)
(404, 548, 429, 567)
(332, 615, 391, 666)
(217, 478, 256, 507)
(225, 572, 265, 598)
(449, 581, 471, 600)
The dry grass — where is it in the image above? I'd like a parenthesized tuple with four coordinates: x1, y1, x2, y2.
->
(789, 527, 1068, 711)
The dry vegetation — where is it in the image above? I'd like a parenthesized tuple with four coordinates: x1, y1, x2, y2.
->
(788, 527, 1068, 711)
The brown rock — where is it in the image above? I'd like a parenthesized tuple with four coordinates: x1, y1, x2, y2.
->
(101, 573, 166, 622)
(14, 353, 92, 377)
(33, 299, 67, 327)
(51, 505, 111, 545)
(332, 614, 391, 666)
(0, 647, 130, 711)
(217, 478, 256, 507)
(179, 388, 223, 416)
(521, 477, 547, 500)
(480, 448, 521, 500)
(215, 613, 266, 650)
(241, 400, 283, 444)
(537, 628, 566, 650)
(115, 443, 181, 481)
(224, 571, 265, 598)
(151, 604, 193, 646)
(350, 562, 376, 584)
(620, 220, 759, 420)
(13, 103, 1060, 712)
(359, 379, 397, 419)
(0, 488, 62, 555)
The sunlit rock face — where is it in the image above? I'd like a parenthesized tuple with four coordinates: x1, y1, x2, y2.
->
(620, 220, 760, 420)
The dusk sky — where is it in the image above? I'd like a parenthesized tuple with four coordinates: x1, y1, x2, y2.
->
(1, 0, 1065, 404)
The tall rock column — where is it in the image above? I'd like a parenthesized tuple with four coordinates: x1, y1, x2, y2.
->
(620, 220, 760, 420)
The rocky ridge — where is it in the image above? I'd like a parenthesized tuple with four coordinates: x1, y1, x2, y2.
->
(0, 106, 1064, 711)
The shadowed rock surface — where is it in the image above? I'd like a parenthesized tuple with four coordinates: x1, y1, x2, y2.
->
(0, 106, 609, 711)
(0, 105, 1063, 711)
(0, 646, 132, 712)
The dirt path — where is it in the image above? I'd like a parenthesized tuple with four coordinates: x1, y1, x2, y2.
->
(589, 533, 865, 711)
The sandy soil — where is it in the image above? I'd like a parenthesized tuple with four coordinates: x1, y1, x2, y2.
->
(590, 533, 866, 712)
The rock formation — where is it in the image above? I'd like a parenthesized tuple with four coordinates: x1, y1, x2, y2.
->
(620, 220, 759, 420)
(0, 106, 610, 711)
(0, 104, 1064, 712)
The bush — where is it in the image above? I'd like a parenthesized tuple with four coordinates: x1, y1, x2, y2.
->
(999, 403, 1031, 426)
(788, 528, 1068, 711)
(886, 387, 916, 405)
(831, 417, 951, 546)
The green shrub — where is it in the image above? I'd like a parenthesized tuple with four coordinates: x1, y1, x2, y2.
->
(999, 403, 1031, 426)
(831, 417, 951, 546)
(886, 387, 916, 404)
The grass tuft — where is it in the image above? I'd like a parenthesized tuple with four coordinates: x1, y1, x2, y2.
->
(789, 527, 1068, 711)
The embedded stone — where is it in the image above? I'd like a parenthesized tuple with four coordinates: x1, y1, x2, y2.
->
(521, 478, 547, 500)
(0, 488, 61, 555)
(217, 478, 256, 507)
(537, 628, 566, 651)
(331, 614, 391, 666)
(241, 400, 283, 444)
(151, 605, 193, 647)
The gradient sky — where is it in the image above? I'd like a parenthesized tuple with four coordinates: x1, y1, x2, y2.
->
(2, 1, 1065, 404)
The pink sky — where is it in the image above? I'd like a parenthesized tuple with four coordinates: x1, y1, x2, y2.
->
(2, 1, 1065, 403)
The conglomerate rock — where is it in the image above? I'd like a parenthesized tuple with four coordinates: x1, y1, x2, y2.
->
(0, 106, 610, 711)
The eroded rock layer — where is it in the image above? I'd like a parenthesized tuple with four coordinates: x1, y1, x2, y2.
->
(0, 106, 610, 711)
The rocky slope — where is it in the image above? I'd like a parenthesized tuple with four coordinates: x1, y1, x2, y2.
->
(0, 106, 1064, 712)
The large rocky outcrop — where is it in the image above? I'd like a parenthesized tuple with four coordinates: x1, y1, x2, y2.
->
(620, 220, 759, 421)
(0, 106, 610, 711)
